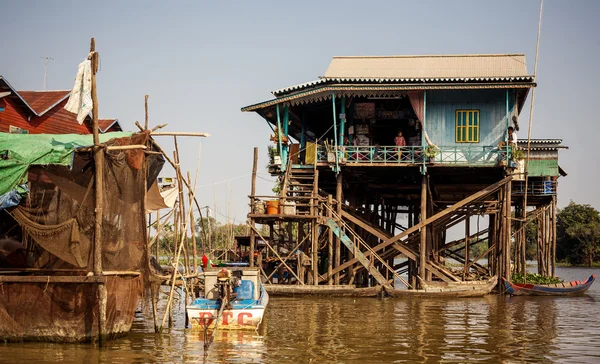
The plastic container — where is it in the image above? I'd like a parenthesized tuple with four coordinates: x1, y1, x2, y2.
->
(266, 200, 279, 215)
(281, 201, 296, 215)
(253, 201, 266, 214)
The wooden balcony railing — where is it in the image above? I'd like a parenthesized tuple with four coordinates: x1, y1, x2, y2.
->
(314, 145, 510, 166)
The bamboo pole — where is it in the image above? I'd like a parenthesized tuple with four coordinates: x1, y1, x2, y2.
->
(160, 149, 202, 331)
(249, 147, 258, 267)
(144, 95, 149, 130)
(151, 132, 211, 137)
(249, 225, 305, 284)
(89, 38, 108, 345)
(188, 172, 198, 277)
(105, 145, 147, 151)
(173, 144, 190, 275)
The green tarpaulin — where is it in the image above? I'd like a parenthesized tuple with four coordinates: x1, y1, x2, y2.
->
(0, 132, 133, 197)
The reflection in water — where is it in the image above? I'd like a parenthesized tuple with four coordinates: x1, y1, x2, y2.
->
(0, 267, 598, 363)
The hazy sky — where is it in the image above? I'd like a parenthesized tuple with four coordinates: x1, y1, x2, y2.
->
(1, 0, 598, 223)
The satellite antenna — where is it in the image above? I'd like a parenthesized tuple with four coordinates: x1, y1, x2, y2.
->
(41, 56, 54, 90)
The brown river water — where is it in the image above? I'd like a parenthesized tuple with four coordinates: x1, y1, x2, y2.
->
(1, 267, 599, 363)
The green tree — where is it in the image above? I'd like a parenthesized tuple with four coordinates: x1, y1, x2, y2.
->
(195, 216, 250, 252)
(557, 202, 600, 267)
(525, 218, 538, 260)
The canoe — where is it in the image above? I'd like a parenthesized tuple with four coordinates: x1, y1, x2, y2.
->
(384, 276, 497, 298)
(503, 274, 596, 296)
(264, 284, 383, 297)
(187, 268, 268, 330)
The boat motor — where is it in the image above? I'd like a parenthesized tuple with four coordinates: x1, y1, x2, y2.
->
(215, 268, 240, 309)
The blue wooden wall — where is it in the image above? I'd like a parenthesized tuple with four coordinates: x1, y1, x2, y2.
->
(425, 89, 516, 146)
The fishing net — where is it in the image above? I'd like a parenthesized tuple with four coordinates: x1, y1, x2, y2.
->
(0, 132, 164, 341)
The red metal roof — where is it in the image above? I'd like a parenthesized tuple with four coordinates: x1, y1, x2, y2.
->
(18, 90, 70, 115)
(98, 119, 121, 132)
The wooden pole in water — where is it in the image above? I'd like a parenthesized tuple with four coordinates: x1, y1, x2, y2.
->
(464, 213, 470, 278)
(334, 172, 342, 285)
(160, 152, 202, 331)
(89, 38, 108, 345)
(327, 194, 333, 285)
(173, 142, 190, 275)
(545, 203, 551, 277)
(188, 172, 198, 277)
(505, 183, 512, 282)
(312, 169, 320, 285)
(419, 175, 427, 287)
(249, 147, 258, 267)
(156, 210, 160, 259)
(552, 196, 557, 277)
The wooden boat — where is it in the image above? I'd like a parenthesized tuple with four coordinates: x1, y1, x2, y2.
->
(384, 276, 497, 298)
(0, 131, 160, 342)
(264, 284, 382, 297)
(187, 268, 268, 330)
(502, 274, 596, 296)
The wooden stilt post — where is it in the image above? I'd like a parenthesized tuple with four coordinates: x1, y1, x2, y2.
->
(327, 194, 333, 285)
(552, 196, 557, 277)
(335, 172, 342, 285)
(312, 169, 320, 285)
(536, 207, 544, 274)
(89, 38, 108, 345)
(408, 205, 416, 289)
(545, 203, 551, 277)
(249, 147, 258, 267)
(504, 183, 512, 282)
(498, 188, 506, 284)
(464, 213, 470, 278)
(311, 220, 318, 285)
(419, 175, 427, 287)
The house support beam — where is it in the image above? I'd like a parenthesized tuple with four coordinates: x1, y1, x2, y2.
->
(419, 175, 427, 288)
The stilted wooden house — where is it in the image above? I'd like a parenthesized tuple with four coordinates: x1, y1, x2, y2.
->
(242, 54, 565, 295)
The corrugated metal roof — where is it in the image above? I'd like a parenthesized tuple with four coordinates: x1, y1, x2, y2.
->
(517, 139, 568, 151)
(18, 90, 71, 115)
(243, 83, 533, 112)
(324, 54, 531, 80)
(517, 139, 565, 145)
(98, 119, 122, 133)
(272, 79, 327, 96)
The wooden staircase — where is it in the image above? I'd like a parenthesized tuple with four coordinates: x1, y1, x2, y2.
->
(280, 166, 317, 216)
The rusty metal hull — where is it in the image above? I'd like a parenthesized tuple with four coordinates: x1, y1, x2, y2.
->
(0, 276, 141, 342)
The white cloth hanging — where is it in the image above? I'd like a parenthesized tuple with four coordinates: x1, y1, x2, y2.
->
(64, 58, 93, 124)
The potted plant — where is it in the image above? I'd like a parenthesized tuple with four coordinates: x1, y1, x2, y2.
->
(424, 145, 440, 162)
(511, 148, 525, 161)
(508, 147, 524, 169)
(267, 145, 281, 165)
